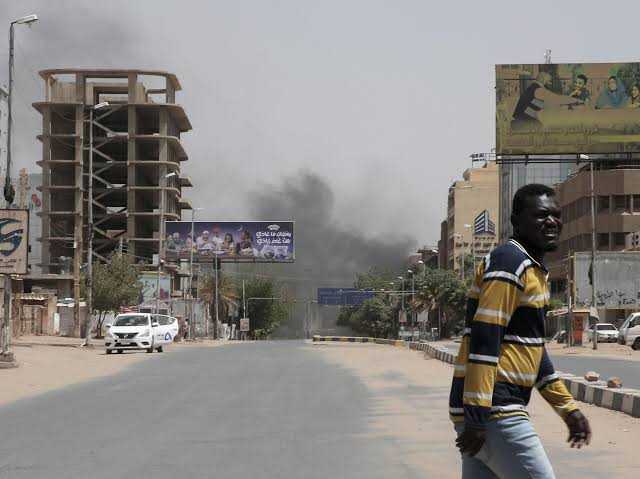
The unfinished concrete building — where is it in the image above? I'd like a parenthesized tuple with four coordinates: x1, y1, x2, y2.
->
(33, 69, 192, 302)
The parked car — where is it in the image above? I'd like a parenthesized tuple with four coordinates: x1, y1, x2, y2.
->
(586, 323, 619, 343)
(618, 312, 640, 350)
(105, 313, 179, 354)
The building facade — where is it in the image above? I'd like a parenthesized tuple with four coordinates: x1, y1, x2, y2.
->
(499, 162, 574, 242)
(445, 161, 499, 273)
(547, 163, 640, 322)
(34, 69, 193, 319)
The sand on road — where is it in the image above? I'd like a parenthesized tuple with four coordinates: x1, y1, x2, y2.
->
(310, 342, 640, 479)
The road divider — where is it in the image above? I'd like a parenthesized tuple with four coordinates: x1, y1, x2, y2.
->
(312, 335, 640, 418)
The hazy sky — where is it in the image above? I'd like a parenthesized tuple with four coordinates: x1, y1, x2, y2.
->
(2, 0, 638, 249)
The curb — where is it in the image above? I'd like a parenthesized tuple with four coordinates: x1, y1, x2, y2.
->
(312, 335, 640, 418)
(420, 342, 640, 418)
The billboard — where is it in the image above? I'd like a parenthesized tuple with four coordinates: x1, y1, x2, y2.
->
(0, 209, 28, 275)
(496, 63, 640, 155)
(317, 288, 375, 306)
(574, 252, 640, 309)
(165, 221, 294, 263)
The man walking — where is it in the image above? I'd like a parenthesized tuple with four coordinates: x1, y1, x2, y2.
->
(450, 184, 591, 478)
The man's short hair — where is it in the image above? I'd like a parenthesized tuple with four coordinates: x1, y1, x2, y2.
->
(576, 74, 587, 83)
(512, 184, 556, 216)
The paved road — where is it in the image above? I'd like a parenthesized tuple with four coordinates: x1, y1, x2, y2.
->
(441, 343, 640, 389)
(0, 342, 408, 479)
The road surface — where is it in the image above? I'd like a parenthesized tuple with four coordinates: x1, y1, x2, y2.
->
(1, 341, 638, 478)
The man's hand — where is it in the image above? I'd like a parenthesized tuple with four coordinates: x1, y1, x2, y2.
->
(456, 426, 486, 456)
(565, 410, 591, 448)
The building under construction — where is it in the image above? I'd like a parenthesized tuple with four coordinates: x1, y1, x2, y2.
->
(33, 69, 192, 306)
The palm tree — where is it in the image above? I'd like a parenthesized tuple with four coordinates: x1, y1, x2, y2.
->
(199, 272, 239, 336)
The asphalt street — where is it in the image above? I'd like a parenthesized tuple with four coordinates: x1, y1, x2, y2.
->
(0, 342, 410, 479)
(441, 343, 640, 389)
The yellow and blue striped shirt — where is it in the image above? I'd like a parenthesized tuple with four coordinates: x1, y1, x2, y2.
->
(449, 239, 577, 428)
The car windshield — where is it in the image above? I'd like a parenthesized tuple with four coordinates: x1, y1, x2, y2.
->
(597, 324, 616, 330)
(114, 315, 149, 327)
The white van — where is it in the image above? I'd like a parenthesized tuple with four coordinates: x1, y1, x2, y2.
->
(105, 313, 179, 354)
(617, 312, 640, 350)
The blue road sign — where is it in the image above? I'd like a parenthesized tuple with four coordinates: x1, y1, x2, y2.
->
(317, 288, 375, 306)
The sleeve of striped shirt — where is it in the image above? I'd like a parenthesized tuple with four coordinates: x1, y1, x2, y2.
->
(535, 348, 578, 419)
(462, 274, 520, 429)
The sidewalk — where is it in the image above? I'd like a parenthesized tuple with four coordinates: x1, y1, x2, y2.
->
(311, 342, 640, 478)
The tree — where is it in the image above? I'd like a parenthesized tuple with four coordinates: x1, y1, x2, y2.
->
(199, 272, 239, 335)
(236, 278, 288, 338)
(411, 268, 468, 338)
(349, 297, 395, 338)
(87, 254, 143, 338)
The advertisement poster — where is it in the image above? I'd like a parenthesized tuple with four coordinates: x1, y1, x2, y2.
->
(0, 209, 29, 275)
(165, 221, 294, 263)
(497, 63, 640, 154)
(139, 272, 171, 303)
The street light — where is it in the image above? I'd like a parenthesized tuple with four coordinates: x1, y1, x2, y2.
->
(580, 153, 599, 350)
(408, 269, 416, 327)
(83, 101, 110, 347)
(1, 14, 38, 359)
(188, 207, 204, 338)
(5, 14, 39, 204)
(156, 172, 177, 316)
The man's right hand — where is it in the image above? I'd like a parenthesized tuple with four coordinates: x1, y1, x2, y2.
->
(456, 426, 486, 456)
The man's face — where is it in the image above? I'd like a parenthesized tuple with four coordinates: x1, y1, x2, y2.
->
(202, 232, 209, 240)
(608, 78, 617, 91)
(514, 194, 562, 252)
(173, 233, 180, 241)
(576, 78, 585, 89)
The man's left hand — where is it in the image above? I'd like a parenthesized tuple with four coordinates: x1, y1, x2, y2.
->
(565, 410, 591, 448)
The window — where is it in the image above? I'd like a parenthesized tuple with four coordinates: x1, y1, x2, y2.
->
(613, 195, 629, 213)
(597, 233, 609, 249)
(598, 195, 610, 213)
(634, 195, 640, 213)
(613, 232, 626, 248)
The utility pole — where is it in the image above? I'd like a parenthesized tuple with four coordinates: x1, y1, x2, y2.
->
(83, 106, 94, 347)
(214, 255, 220, 339)
(589, 160, 598, 350)
(2, 14, 38, 362)
(580, 154, 599, 350)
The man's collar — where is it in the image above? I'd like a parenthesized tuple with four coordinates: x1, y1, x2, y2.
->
(508, 238, 548, 272)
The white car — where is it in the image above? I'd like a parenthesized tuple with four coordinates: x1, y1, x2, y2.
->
(587, 323, 619, 343)
(618, 312, 640, 350)
(105, 313, 179, 354)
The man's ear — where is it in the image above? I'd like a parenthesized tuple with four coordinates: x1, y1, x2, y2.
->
(510, 213, 518, 234)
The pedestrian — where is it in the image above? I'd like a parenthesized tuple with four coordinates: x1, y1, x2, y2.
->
(450, 184, 591, 478)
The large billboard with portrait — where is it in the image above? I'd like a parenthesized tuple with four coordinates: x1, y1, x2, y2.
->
(0, 209, 29, 275)
(496, 63, 640, 155)
(165, 221, 295, 263)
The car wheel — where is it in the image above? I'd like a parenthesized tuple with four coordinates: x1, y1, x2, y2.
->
(106, 349, 112, 355)
(632, 338, 640, 351)
(117, 349, 123, 354)
(156, 346, 163, 353)
(146, 347, 153, 353)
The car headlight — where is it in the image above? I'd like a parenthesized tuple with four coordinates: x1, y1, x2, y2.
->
(137, 328, 150, 338)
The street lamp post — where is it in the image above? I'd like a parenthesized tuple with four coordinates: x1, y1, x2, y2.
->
(156, 172, 176, 318)
(188, 207, 203, 338)
(2, 14, 38, 359)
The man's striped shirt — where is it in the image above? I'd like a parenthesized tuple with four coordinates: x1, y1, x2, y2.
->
(449, 239, 577, 428)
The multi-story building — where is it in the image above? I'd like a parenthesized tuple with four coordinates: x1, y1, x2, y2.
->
(33, 69, 193, 326)
(547, 163, 640, 321)
(445, 161, 499, 273)
(499, 162, 574, 243)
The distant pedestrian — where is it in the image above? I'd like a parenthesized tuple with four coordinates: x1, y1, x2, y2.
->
(450, 184, 591, 478)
